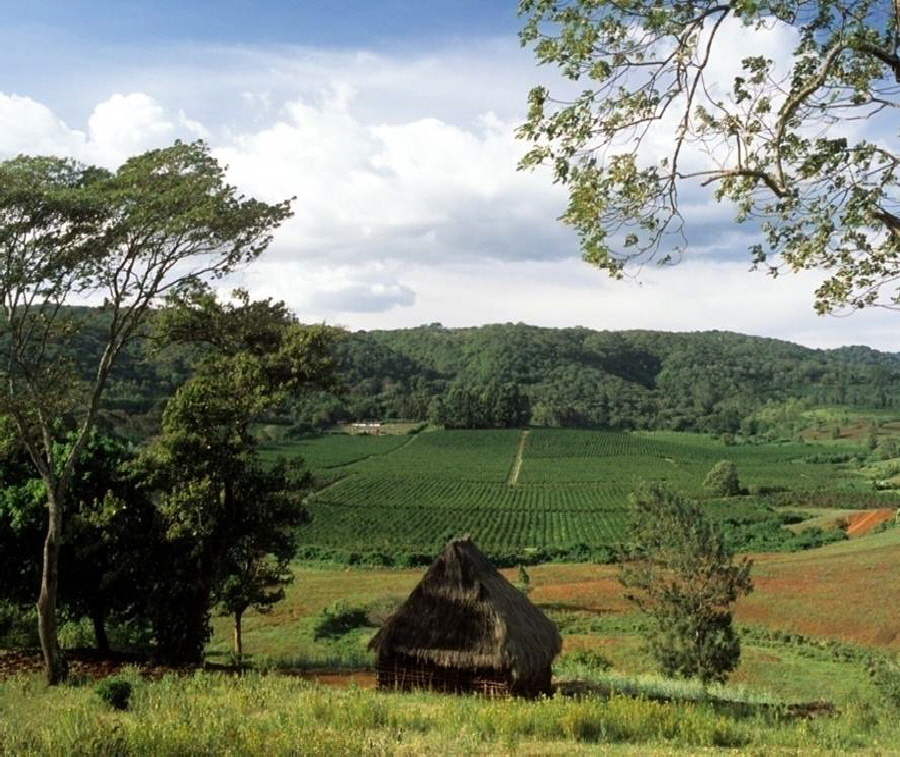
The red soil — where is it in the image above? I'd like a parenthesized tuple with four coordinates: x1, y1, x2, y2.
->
(845, 508, 895, 536)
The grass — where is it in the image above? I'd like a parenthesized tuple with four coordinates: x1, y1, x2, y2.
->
(3, 670, 900, 755)
(202, 525, 900, 721)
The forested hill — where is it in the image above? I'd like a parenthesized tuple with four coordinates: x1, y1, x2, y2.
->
(292, 324, 900, 435)
(79, 315, 900, 438)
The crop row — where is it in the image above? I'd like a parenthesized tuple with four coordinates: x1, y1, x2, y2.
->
(259, 433, 410, 473)
(303, 501, 628, 555)
(353, 429, 521, 481)
(311, 475, 635, 511)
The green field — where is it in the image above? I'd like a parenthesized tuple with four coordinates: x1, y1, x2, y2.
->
(260, 429, 897, 562)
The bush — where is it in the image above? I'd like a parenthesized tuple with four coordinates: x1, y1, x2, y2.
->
(94, 677, 132, 711)
(561, 649, 613, 672)
(870, 658, 900, 709)
(312, 601, 370, 641)
(703, 460, 741, 497)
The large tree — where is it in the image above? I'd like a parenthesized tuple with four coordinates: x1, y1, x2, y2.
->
(0, 142, 292, 682)
(518, 0, 900, 313)
(138, 289, 336, 664)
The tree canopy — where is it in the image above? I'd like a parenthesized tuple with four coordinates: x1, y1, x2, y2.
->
(0, 141, 292, 682)
(518, 0, 900, 313)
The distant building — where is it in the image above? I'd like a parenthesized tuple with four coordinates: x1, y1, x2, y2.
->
(351, 422, 382, 434)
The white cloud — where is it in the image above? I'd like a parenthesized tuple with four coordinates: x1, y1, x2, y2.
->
(0, 34, 896, 351)
(0, 93, 87, 157)
(87, 93, 175, 162)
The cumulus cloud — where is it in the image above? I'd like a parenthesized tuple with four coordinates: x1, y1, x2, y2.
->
(0, 93, 87, 157)
(0, 34, 895, 350)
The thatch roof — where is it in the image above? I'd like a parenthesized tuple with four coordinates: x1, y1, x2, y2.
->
(368, 537, 561, 683)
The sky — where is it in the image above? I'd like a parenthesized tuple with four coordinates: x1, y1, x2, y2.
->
(1, 0, 898, 351)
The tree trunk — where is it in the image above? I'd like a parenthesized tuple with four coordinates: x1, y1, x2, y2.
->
(233, 609, 243, 661)
(91, 608, 110, 654)
(37, 490, 66, 684)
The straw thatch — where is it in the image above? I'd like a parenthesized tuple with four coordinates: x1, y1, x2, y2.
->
(368, 537, 561, 696)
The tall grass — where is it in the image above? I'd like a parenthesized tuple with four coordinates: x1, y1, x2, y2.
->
(2, 671, 899, 755)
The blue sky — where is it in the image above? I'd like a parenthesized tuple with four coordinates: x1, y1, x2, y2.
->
(0, 1, 897, 350)
(1, 1, 518, 47)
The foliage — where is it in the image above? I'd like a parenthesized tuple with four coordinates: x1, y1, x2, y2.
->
(518, 0, 900, 314)
(703, 459, 741, 497)
(311, 601, 371, 642)
(136, 290, 335, 663)
(869, 657, 900, 709)
(0, 141, 292, 682)
(36, 318, 900, 437)
(94, 677, 132, 711)
(620, 485, 753, 684)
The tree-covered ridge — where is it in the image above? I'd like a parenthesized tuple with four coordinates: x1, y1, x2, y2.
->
(60, 316, 900, 436)
(311, 324, 900, 433)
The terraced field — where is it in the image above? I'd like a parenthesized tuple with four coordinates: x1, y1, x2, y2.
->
(259, 428, 895, 561)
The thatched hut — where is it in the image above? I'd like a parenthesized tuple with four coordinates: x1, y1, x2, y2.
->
(368, 537, 561, 696)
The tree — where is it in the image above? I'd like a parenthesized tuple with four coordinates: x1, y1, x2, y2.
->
(703, 459, 741, 497)
(138, 289, 336, 664)
(619, 485, 753, 684)
(0, 142, 292, 682)
(212, 458, 309, 661)
(518, 1, 900, 313)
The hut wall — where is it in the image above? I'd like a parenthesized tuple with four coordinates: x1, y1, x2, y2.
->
(375, 654, 512, 696)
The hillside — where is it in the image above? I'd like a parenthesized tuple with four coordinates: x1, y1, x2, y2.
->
(60, 311, 900, 439)
(295, 324, 900, 434)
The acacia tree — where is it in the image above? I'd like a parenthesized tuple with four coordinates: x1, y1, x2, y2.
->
(518, 0, 900, 313)
(0, 142, 292, 683)
(619, 484, 753, 685)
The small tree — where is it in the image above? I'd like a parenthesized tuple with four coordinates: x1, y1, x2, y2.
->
(703, 459, 741, 497)
(619, 485, 753, 685)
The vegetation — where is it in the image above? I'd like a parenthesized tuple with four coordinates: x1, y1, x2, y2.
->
(32, 318, 900, 439)
(290, 427, 887, 563)
(0, 142, 292, 682)
(703, 460, 741, 497)
(5, 671, 900, 755)
(518, 0, 900, 314)
(620, 486, 753, 685)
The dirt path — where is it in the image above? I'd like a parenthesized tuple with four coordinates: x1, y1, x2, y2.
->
(846, 508, 895, 537)
(507, 429, 530, 486)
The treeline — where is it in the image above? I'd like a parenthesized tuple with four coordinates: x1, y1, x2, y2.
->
(1, 291, 336, 663)
(294, 325, 900, 434)
(60, 319, 900, 438)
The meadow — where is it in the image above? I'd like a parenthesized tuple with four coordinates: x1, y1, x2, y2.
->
(8, 526, 898, 755)
(5, 427, 900, 754)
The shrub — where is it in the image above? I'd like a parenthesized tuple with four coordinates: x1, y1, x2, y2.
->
(870, 658, 900, 709)
(94, 677, 132, 711)
(311, 601, 369, 641)
(703, 460, 741, 497)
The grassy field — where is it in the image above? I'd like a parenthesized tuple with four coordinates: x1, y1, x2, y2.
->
(6, 670, 900, 756)
(206, 525, 900, 694)
(25, 525, 884, 755)
(262, 427, 900, 561)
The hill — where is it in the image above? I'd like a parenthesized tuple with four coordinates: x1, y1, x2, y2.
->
(295, 324, 900, 435)
(57, 311, 900, 439)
